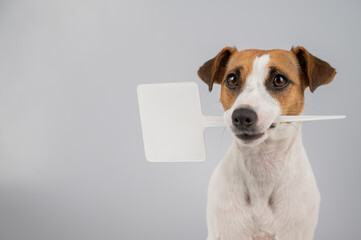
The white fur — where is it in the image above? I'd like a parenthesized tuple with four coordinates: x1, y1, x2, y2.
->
(207, 55, 320, 240)
(224, 55, 281, 146)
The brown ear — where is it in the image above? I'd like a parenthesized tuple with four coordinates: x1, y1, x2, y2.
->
(197, 47, 237, 91)
(291, 46, 336, 92)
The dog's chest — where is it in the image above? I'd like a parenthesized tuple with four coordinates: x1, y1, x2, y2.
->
(231, 189, 283, 234)
(209, 182, 296, 240)
(207, 159, 303, 238)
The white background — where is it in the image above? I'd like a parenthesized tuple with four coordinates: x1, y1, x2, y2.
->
(0, 0, 360, 239)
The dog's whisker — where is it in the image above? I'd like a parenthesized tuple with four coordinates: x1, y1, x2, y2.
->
(220, 127, 227, 144)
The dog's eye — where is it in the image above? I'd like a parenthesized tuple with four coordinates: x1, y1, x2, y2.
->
(226, 73, 238, 88)
(272, 74, 289, 88)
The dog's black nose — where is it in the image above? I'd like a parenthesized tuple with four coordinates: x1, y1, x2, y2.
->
(232, 108, 258, 129)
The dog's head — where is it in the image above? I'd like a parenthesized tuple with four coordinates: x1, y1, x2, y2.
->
(198, 47, 336, 146)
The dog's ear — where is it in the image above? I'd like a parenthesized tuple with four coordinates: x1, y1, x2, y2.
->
(291, 46, 336, 92)
(198, 47, 237, 91)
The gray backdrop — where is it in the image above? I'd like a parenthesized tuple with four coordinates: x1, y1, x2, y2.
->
(0, 0, 360, 239)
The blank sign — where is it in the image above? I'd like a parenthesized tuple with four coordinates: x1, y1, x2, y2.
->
(137, 82, 207, 162)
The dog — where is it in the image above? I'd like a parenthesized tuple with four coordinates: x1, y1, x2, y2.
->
(197, 46, 336, 240)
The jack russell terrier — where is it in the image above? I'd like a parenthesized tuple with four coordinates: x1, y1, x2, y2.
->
(197, 46, 336, 240)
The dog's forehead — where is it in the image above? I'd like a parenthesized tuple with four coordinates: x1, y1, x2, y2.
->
(227, 49, 299, 74)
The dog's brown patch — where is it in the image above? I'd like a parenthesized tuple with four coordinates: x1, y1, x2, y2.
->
(266, 50, 305, 115)
(220, 49, 270, 110)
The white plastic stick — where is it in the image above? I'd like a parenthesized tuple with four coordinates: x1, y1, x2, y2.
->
(202, 115, 346, 128)
(202, 115, 225, 128)
(279, 115, 346, 122)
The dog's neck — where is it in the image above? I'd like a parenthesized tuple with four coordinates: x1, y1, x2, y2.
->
(230, 122, 303, 198)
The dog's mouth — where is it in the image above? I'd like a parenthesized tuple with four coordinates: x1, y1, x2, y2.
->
(235, 122, 277, 143)
(236, 132, 265, 142)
